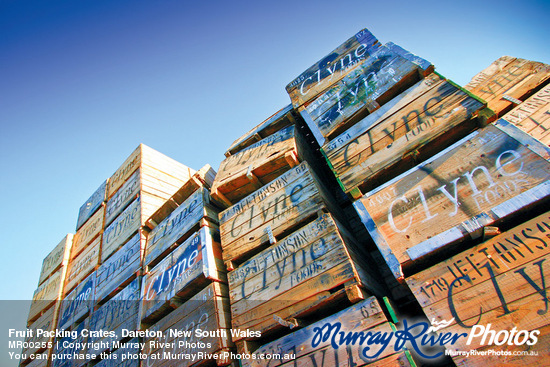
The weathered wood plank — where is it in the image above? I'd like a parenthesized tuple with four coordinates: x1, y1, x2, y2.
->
(95, 232, 142, 303)
(286, 28, 380, 108)
(51, 318, 88, 367)
(22, 305, 57, 360)
(107, 145, 141, 199)
(28, 267, 65, 324)
(145, 164, 217, 230)
(144, 188, 219, 267)
(57, 271, 95, 330)
(102, 197, 141, 263)
(72, 205, 104, 260)
(301, 42, 432, 144)
(219, 162, 335, 265)
(142, 282, 234, 367)
(226, 104, 298, 156)
(87, 278, 141, 358)
(242, 297, 396, 367)
(324, 72, 488, 194)
(140, 225, 225, 324)
(354, 119, 550, 279)
(464, 56, 550, 116)
(64, 235, 100, 294)
(213, 126, 308, 205)
(76, 180, 107, 231)
(105, 169, 140, 226)
(38, 234, 73, 286)
(503, 84, 550, 145)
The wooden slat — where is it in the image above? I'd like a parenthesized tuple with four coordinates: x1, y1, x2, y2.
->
(105, 169, 140, 226)
(354, 119, 550, 280)
(76, 180, 107, 231)
(242, 297, 397, 367)
(226, 104, 298, 156)
(64, 236, 100, 294)
(51, 318, 88, 367)
(286, 28, 380, 108)
(57, 271, 95, 331)
(87, 278, 141, 358)
(219, 162, 334, 265)
(465, 56, 550, 117)
(144, 188, 219, 267)
(38, 234, 73, 286)
(95, 232, 142, 303)
(140, 225, 225, 324)
(212, 126, 305, 205)
(72, 205, 104, 260)
(28, 267, 65, 324)
(94, 338, 140, 367)
(102, 197, 141, 263)
(503, 84, 550, 145)
(142, 282, 234, 367)
(22, 305, 57, 359)
(301, 42, 433, 145)
(324, 72, 488, 194)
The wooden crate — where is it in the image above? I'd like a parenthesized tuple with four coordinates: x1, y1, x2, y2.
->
(87, 278, 141, 358)
(228, 213, 383, 342)
(95, 232, 142, 303)
(57, 271, 95, 330)
(354, 119, 550, 280)
(503, 84, 550, 145)
(464, 56, 550, 117)
(219, 161, 341, 268)
(28, 267, 65, 324)
(145, 164, 217, 229)
(102, 197, 142, 263)
(322, 72, 493, 198)
(240, 296, 415, 367)
(140, 225, 225, 325)
(106, 144, 194, 202)
(105, 169, 140, 226)
(38, 234, 73, 286)
(76, 180, 107, 231)
(300, 42, 433, 146)
(286, 28, 380, 109)
(142, 282, 234, 367)
(405, 210, 550, 366)
(21, 305, 57, 363)
(93, 339, 140, 367)
(144, 187, 219, 267)
(50, 318, 88, 367)
(212, 125, 311, 206)
(225, 104, 298, 156)
(71, 205, 104, 260)
(64, 236, 100, 295)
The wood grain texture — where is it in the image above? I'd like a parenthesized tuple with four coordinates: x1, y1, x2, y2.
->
(72, 205, 104, 260)
(102, 197, 141, 263)
(324, 72, 486, 194)
(242, 296, 397, 367)
(503, 84, 550, 145)
(354, 120, 550, 279)
(140, 225, 225, 324)
(301, 42, 432, 144)
(28, 267, 65, 324)
(464, 56, 550, 117)
(38, 234, 73, 286)
(219, 162, 332, 264)
(95, 232, 142, 303)
(58, 271, 95, 331)
(226, 104, 297, 156)
(286, 28, 380, 108)
(64, 235, 100, 294)
(105, 169, 140, 226)
(22, 305, 57, 359)
(76, 180, 107, 231)
(51, 318, 88, 367)
(142, 282, 233, 367)
(144, 188, 219, 267)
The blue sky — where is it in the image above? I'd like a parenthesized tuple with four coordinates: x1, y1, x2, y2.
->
(0, 0, 548, 302)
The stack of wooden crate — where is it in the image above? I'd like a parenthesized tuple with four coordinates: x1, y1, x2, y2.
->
(138, 165, 236, 367)
(210, 65, 392, 364)
(22, 235, 73, 367)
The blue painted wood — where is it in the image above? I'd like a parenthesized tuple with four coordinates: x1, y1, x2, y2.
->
(76, 180, 107, 231)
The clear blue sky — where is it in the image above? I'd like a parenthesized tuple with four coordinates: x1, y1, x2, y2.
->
(1, 0, 549, 302)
